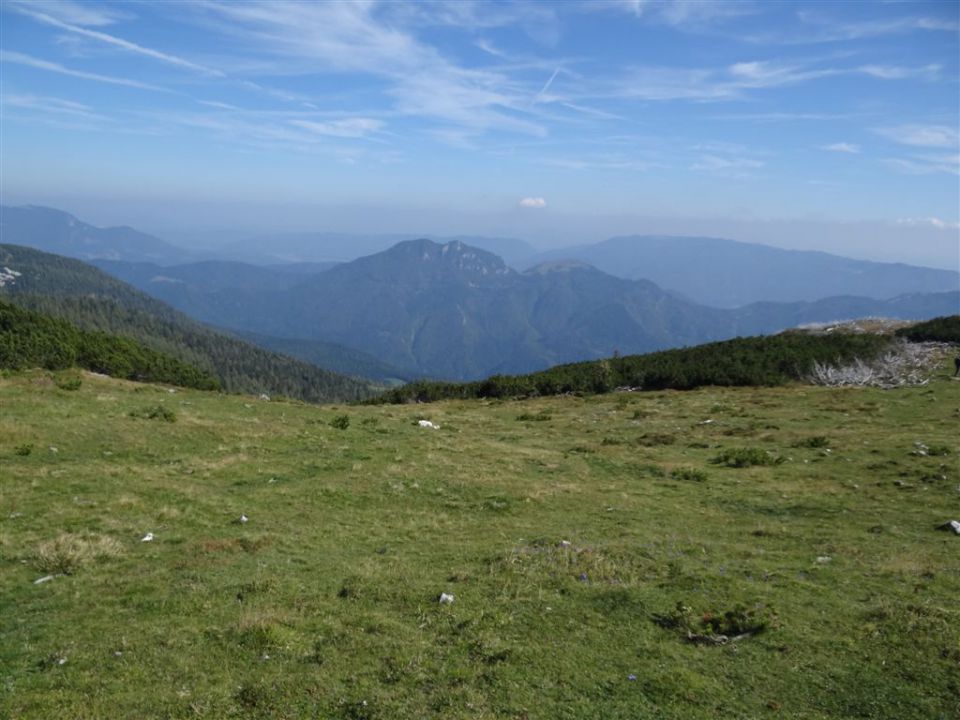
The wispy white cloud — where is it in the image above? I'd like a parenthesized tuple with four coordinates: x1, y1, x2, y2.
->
(391, 0, 560, 44)
(197, 1, 549, 137)
(543, 155, 657, 171)
(8, 0, 127, 27)
(883, 154, 959, 176)
(595, 0, 757, 28)
(290, 118, 384, 138)
(793, 10, 960, 42)
(711, 111, 860, 122)
(691, 154, 764, 176)
(13, 5, 225, 76)
(821, 142, 860, 154)
(534, 67, 562, 103)
(1, 93, 110, 121)
(519, 197, 547, 208)
(0, 50, 164, 90)
(875, 124, 959, 148)
(858, 63, 941, 81)
(897, 217, 960, 230)
(607, 55, 945, 104)
(197, 100, 240, 110)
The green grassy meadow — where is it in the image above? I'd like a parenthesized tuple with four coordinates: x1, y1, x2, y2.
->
(2, 366, 958, 718)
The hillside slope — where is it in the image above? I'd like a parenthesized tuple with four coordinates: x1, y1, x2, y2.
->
(0, 301, 217, 390)
(0, 244, 377, 402)
(3, 361, 957, 718)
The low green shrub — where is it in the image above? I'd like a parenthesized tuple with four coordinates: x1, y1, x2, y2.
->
(713, 447, 785, 468)
(793, 435, 830, 449)
(671, 467, 708, 482)
(131, 405, 176, 422)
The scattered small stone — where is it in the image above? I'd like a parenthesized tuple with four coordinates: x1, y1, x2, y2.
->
(698, 419, 714, 425)
(936, 520, 960, 535)
(57, 657, 67, 666)
(628, 674, 637, 681)
(439, 592, 455, 604)
(49, 446, 58, 453)
(167, 388, 176, 394)
(34, 574, 55, 585)
(260, 654, 270, 661)
(8, 512, 22, 519)
(418, 420, 439, 429)
(259, 394, 270, 401)
(114, 651, 123, 657)
(559, 540, 572, 548)
(816, 556, 831, 564)
(141, 532, 154, 542)
(239, 514, 249, 524)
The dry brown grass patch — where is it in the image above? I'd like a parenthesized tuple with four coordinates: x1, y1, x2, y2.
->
(32, 533, 124, 575)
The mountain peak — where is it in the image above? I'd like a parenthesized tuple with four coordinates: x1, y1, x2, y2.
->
(386, 239, 512, 277)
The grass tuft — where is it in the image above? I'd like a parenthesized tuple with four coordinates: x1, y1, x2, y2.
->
(31, 533, 123, 575)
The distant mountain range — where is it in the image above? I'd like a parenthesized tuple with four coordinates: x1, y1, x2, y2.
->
(90, 237, 960, 381)
(3, 205, 957, 383)
(526, 235, 959, 307)
(4, 205, 955, 309)
(1, 205, 196, 265)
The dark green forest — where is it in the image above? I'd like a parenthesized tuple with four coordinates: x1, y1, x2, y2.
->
(0, 301, 217, 389)
(0, 244, 377, 402)
(895, 315, 960, 343)
(376, 332, 896, 403)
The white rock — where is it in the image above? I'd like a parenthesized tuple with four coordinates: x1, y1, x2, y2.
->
(259, 394, 270, 401)
(34, 574, 55, 585)
(239, 514, 248, 524)
(937, 520, 960, 535)
(418, 420, 439, 429)
(816, 556, 831, 564)
(439, 592, 455, 604)
(559, 540, 572, 548)
(141, 532, 154, 542)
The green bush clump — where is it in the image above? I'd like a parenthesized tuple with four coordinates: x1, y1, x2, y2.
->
(131, 405, 176, 422)
(330, 414, 350, 430)
(793, 435, 829, 449)
(374, 332, 894, 403)
(654, 601, 776, 640)
(14, 443, 33, 456)
(671, 467, 708, 482)
(895, 315, 960, 343)
(713, 447, 784, 468)
(53, 372, 82, 391)
(516, 412, 551, 421)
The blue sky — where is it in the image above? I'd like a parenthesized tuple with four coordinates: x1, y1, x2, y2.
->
(1, 0, 958, 267)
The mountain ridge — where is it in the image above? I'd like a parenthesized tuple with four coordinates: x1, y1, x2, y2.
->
(525, 234, 959, 307)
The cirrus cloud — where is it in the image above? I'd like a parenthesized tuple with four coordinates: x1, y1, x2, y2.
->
(519, 197, 547, 208)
